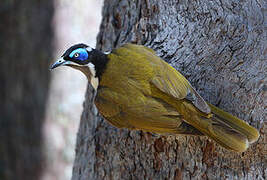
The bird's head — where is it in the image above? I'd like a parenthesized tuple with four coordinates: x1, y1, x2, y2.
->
(50, 43, 108, 90)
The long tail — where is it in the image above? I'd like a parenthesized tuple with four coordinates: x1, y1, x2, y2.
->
(204, 104, 259, 152)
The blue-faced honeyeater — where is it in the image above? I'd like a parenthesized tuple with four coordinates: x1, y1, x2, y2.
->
(50, 43, 259, 152)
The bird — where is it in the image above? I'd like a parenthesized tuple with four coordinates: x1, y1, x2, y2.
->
(50, 43, 259, 152)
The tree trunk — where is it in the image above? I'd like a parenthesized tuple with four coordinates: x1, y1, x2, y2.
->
(0, 1, 54, 179)
(72, 0, 266, 179)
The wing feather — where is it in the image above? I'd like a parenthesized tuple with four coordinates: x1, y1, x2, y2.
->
(141, 45, 211, 114)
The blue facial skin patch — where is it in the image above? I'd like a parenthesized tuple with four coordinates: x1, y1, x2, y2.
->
(69, 48, 88, 61)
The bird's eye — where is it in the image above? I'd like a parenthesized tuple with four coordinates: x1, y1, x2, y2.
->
(74, 53, 79, 58)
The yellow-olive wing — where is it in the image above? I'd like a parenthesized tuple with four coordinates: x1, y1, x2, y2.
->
(141, 45, 211, 114)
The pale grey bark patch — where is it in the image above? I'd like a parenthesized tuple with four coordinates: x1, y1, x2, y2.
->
(72, 0, 266, 179)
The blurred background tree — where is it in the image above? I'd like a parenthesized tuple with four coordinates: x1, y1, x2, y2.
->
(0, 1, 54, 179)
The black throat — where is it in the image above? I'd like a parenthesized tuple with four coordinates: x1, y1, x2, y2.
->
(90, 49, 109, 79)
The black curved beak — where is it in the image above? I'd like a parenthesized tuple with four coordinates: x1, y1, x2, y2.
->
(50, 58, 69, 70)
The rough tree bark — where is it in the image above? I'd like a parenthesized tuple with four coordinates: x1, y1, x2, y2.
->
(0, 1, 54, 179)
(72, 0, 266, 179)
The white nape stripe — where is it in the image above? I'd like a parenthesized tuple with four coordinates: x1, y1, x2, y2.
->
(86, 47, 93, 52)
(87, 63, 99, 90)
(104, 51, 111, 55)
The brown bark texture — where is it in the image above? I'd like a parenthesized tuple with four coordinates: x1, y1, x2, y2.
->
(0, 1, 54, 180)
(72, 0, 266, 179)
